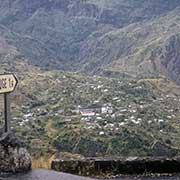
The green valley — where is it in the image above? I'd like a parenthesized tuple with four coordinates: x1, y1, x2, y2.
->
(1, 61, 180, 161)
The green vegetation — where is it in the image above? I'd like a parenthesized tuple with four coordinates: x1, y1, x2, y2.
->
(3, 62, 179, 160)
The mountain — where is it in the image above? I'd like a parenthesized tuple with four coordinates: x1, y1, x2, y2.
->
(80, 8, 180, 82)
(0, 0, 180, 83)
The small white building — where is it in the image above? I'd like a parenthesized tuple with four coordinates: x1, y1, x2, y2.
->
(99, 131, 105, 135)
(118, 108, 128, 113)
(101, 104, 113, 114)
(80, 109, 96, 117)
(23, 113, 33, 119)
(96, 116, 102, 120)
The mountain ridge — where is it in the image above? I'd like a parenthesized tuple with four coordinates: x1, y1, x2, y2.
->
(0, 0, 180, 83)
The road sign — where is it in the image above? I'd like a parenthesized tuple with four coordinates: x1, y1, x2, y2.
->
(0, 74, 18, 94)
(0, 73, 18, 132)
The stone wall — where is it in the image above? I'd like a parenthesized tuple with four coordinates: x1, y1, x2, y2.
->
(51, 157, 180, 177)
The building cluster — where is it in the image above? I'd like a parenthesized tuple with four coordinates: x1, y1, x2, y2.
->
(79, 103, 113, 117)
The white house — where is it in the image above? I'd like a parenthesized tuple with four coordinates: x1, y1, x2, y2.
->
(101, 103, 113, 114)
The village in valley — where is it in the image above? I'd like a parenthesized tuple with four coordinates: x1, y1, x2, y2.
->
(16, 92, 179, 140)
(0, 65, 180, 158)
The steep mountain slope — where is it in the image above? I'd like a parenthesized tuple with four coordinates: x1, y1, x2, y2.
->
(79, 8, 180, 82)
(0, 0, 180, 83)
(0, 24, 60, 68)
(1, 0, 180, 27)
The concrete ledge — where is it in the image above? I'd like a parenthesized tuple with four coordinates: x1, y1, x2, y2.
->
(51, 157, 180, 176)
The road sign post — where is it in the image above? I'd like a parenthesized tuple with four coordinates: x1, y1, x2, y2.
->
(4, 93, 11, 132)
(0, 73, 18, 133)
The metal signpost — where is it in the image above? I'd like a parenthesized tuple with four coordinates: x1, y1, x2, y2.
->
(0, 74, 18, 132)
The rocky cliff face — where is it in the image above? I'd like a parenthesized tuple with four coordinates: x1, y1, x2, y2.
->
(0, 132, 31, 174)
(0, 0, 180, 83)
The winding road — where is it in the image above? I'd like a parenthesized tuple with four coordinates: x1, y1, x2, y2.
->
(0, 169, 93, 180)
(1, 169, 180, 180)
